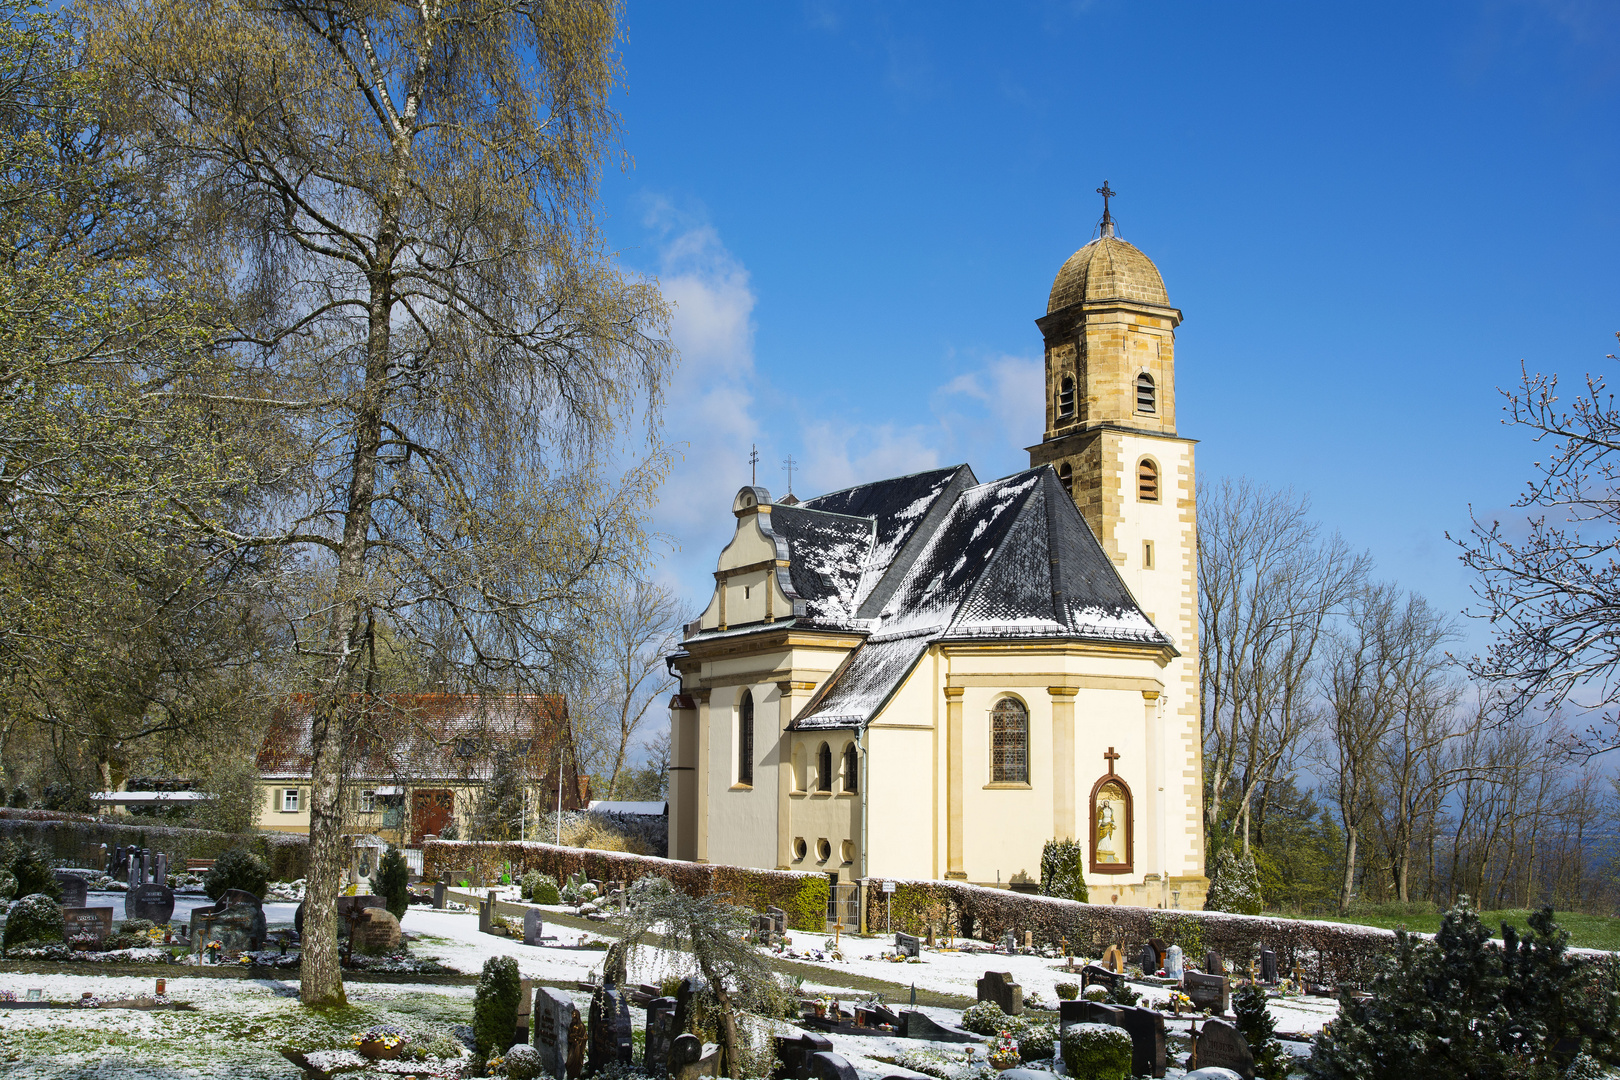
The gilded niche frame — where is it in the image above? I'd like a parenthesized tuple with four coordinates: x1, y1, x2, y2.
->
(1089, 771, 1134, 875)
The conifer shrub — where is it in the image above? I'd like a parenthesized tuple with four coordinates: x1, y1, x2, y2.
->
(3, 893, 63, 949)
(1204, 848, 1263, 915)
(1103, 981, 1140, 1008)
(374, 847, 411, 921)
(1304, 900, 1620, 1080)
(11, 843, 60, 901)
(203, 846, 270, 901)
(473, 955, 522, 1064)
(1040, 838, 1088, 902)
(1234, 983, 1288, 1080)
(521, 869, 561, 904)
(1061, 1023, 1131, 1080)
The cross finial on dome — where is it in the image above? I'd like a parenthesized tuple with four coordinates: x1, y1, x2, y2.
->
(1097, 180, 1117, 237)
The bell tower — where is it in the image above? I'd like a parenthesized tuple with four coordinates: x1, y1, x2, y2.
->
(1028, 185, 1206, 907)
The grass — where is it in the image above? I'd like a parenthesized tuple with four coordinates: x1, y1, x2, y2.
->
(1276, 902, 1620, 952)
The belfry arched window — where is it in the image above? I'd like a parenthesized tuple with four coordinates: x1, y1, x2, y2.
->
(1090, 773, 1134, 874)
(1058, 376, 1075, 419)
(990, 698, 1029, 784)
(738, 690, 754, 787)
(843, 743, 859, 792)
(1138, 458, 1159, 503)
(817, 742, 833, 792)
(1136, 372, 1156, 414)
(1058, 463, 1073, 498)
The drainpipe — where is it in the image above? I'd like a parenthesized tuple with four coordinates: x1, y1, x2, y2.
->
(859, 725, 870, 935)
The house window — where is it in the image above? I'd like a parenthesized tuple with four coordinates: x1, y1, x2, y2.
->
(1143, 540, 1155, 569)
(1136, 372, 1156, 414)
(1138, 459, 1159, 502)
(818, 742, 833, 792)
(359, 789, 376, 814)
(1058, 375, 1075, 419)
(281, 788, 300, 813)
(1058, 463, 1073, 498)
(738, 689, 754, 787)
(842, 743, 859, 793)
(991, 698, 1029, 784)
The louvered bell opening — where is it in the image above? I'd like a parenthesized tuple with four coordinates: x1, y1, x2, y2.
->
(1057, 376, 1075, 419)
(1138, 460, 1159, 502)
(1136, 373, 1156, 414)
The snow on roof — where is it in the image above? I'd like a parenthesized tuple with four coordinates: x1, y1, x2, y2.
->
(91, 791, 212, 804)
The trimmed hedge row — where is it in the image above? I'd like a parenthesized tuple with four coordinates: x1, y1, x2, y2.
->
(423, 840, 829, 931)
(0, 809, 309, 881)
(860, 876, 1397, 986)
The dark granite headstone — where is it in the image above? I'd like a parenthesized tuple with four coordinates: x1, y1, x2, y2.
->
(1059, 1000, 1121, 1036)
(976, 971, 1023, 1015)
(588, 987, 632, 1073)
(897, 1010, 977, 1043)
(479, 898, 494, 935)
(55, 872, 88, 909)
(1140, 944, 1158, 973)
(129, 883, 175, 925)
(533, 986, 576, 1080)
(62, 906, 113, 947)
(669, 1034, 718, 1080)
(645, 996, 677, 1075)
(766, 906, 786, 934)
(1192, 1019, 1254, 1080)
(1204, 948, 1225, 975)
(773, 1032, 834, 1080)
(1147, 937, 1169, 967)
(1080, 963, 1122, 992)
(154, 853, 169, 884)
(855, 1003, 901, 1028)
(1259, 947, 1277, 984)
(895, 932, 920, 958)
(807, 1052, 858, 1080)
(1184, 971, 1230, 1016)
(433, 879, 447, 908)
(672, 976, 705, 1036)
(525, 908, 545, 946)
(1117, 1006, 1167, 1078)
(191, 888, 266, 953)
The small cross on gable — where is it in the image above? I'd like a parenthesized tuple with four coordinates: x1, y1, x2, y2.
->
(1103, 746, 1120, 774)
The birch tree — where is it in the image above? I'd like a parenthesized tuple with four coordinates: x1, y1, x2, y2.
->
(86, 0, 673, 1006)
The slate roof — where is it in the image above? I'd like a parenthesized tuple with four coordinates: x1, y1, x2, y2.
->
(678, 464, 1171, 732)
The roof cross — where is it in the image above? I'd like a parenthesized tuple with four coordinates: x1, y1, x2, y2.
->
(749, 444, 759, 486)
(1104, 745, 1120, 774)
(782, 454, 798, 496)
(1097, 180, 1116, 228)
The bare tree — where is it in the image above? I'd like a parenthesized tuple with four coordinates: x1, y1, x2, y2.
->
(1199, 477, 1368, 855)
(87, 0, 674, 1006)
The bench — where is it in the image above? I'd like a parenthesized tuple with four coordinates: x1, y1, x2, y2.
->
(185, 859, 214, 872)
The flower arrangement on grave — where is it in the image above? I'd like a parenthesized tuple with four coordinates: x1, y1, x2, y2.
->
(987, 1030, 1022, 1071)
(353, 1025, 412, 1060)
(204, 940, 222, 962)
(1166, 990, 1194, 1015)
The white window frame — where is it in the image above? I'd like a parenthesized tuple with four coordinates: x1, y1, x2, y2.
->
(359, 789, 376, 813)
(282, 788, 300, 813)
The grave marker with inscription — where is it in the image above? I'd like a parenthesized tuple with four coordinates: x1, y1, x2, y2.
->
(55, 873, 88, 909)
(62, 906, 113, 947)
(129, 883, 176, 926)
(1190, 1019, 1254, 1080)
(525, 908, 545, 946)
(645, 996, 677, 1075)
(1259, 947, 1277, 984)
(533, 986, 577, 1080)
(895, 932, 920, 958)
(976, 971, 1023, 1015)
(1184, 971, 1230, 1016)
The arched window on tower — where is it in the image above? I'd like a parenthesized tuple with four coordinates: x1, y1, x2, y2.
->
(1138, 458, 1159, 503)
(1058, 463, 1073, 498)
(1057, 376, 1075, 420)
(1136, 372, 1156, 414)
(990, 698, 1029, 784)
(817, 742, 833, 792)
(738, 690, 754, 787)
(843, 742, 859, 792)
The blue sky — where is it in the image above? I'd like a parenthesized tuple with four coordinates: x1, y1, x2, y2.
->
(598, 1, 1620, 659)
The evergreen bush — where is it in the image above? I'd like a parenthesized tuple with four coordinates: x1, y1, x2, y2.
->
(473, 955, 522, 1064)
(1040, 838, 1089, 902)
(1016, 1021, 1056, 1061)
(203, 846, 270, 901)
(1081, 985, 1109, 1002)
(960, 1000, 1008, 1036)
(505, 1043, 543, 1080)
(1061, 1023, 1131, 1080)
(1054, 981, 1079, 1000)
(374, 847, 410, 921)
(1103, 980, 1140, 1008)
(532, 875, 561, 905)
(3, 893, 63, 949)
(11, 844, 60, 901)
(1234, 983, 1288, 1080)
(1205, 848, 1263, 915)
(0, 870, 15, 900)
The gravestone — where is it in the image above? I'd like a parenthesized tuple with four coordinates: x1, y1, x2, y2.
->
(895, 932, 920, 958)
(1101, 944, 1125, 973)
(1164, 944, 1185, 981)
(1116, 1006, 1167, 1079)
(515, 979, 535, 1044)
(191, 888, 266, 953)
(1204, 948, 1225, 975)
(673, 976, 705, 1036)
(897, 1010, 978, 1043)
(1080, 963, 1122, 992)
(1002, 930, 1016, 954)
(645, 996, 678, 1074)
(525, 908, 545, 946)
(1191, 1019, 1254, 1080)
(807, 1051, 858, 1080)
(587, 986, 633, 1073)
(533, 986, 578, 1080)
(62, 906, 114, 947)
(433, 879, 447, 909)
(55, 872, 88, 909)
(766, 906, 786, 934)
(106, 845, 121, 876)
(1148, 937, 1169, 967)
(1140, 944, 1159, 973)
(976, 971, 1023, 1015)
(670, 1034, 720, 1080)
(1059, 1000, 1121, 1035)
(294, 894, 383, 936)
(479, 898, 494, 935)
(772, 1032, 833, 1080)
(1184, 971, 1230, 1016)
(129, 883, 176, 926)
(154, 853, 169, 885)
(352, 908, 401, 953)
(1259, 947, 1277, 984)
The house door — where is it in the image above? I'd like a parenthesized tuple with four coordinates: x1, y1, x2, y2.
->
(411, 789, 453, 846)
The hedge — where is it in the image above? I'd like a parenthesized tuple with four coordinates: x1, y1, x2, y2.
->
(0, 809, 309, 881)
(423, 840, 829, 931)
(859, 875, 1399, 987)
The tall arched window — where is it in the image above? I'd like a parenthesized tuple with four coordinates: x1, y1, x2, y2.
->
(1058, 463, 1073, 498)
(1136, 372, 1156, 414)
(1137, 458, 1159, 503)
(817, 742, 833, 792)
(1057, 376, 1075, 419)
(738, 690, 754, 787)
(1090, 774, 1134, 873)
(990, 698, 1029, 784)
(843, 742, 859, 792)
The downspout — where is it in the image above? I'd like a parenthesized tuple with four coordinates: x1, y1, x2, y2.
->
(859, 724, 870, 935)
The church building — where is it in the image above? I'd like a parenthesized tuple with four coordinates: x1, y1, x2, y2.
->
(666, 201, 1207, 912)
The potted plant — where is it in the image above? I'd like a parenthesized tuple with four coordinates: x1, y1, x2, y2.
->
(353, 1025, 411, 1060)
(987, 1030, 1021, 1071)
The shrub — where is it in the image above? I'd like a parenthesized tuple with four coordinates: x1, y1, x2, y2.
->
(1103, 981, 1140, 1008)
(960, 1000, 1008, 1036)
(1040, 838, 1088, 902)
(11, 844, 59, 901)
(1061, 1023, 1131, 1080)
(522, 870, 561, 905)
(1235, 983, 1288, 1080)
(0, 870, 15, 900)
(1054, 981, 1079, 1000)
(1081, 985, 1109, 1002)
(1205, 848, 1263, 915)
(473, 955, 522, 1064)
(4, 893, 63, 949)
(504, 1043, 543, 1080)
(1016, 1021, 1056, 1061)
(203, 846, 270, 901)
(374, 847, 410, 921)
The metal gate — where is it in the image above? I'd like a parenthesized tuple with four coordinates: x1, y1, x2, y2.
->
(825, 877, 858, 930)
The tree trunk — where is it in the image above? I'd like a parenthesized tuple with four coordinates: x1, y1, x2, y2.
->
(1340, 824, 1359, 912)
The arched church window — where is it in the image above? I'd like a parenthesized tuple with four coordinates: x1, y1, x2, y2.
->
(1138, 459, 1159, 503)
(990, 698, 1029, 784)
(818, 742, 833, 792)
(1090, 772, 1134, 873)
(738, 690, 754, 787)
(1058, 463, 1073, 497)
(1058, 376, 1075, 419)
(1136, 372, 1156, 414)
(843, 743, 859, 792)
